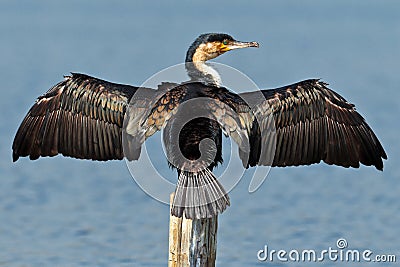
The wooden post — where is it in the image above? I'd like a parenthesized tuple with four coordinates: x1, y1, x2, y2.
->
(168, 193, 218, 267)
(169, 193, 183, 266)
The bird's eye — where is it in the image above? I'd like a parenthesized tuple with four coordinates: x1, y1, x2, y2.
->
(222, 40, 228, 45)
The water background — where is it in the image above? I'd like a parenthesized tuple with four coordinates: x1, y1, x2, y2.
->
(0, 1, 399, 266)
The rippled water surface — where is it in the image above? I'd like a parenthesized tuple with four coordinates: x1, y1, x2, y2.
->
(1, 1, 399, 266)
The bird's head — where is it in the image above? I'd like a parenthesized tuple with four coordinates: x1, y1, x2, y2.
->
(185, 33, 259, 63)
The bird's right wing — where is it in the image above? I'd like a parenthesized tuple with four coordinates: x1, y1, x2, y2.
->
(239, 79, 387, 170)
(12, 73, 155, 162)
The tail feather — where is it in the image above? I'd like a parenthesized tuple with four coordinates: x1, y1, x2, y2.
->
(172, 168, 230, 219)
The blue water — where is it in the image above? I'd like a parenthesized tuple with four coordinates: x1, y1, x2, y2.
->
(1, 1, 399, 266)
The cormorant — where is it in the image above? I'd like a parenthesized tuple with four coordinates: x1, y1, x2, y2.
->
(12, 33, 387, 219)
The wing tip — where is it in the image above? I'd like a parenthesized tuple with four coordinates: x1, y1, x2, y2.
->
(12, 153, 19, 162)
(375, 159, 385, 172)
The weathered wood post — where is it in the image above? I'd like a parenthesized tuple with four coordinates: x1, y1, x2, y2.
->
(168, 193, 218, 267)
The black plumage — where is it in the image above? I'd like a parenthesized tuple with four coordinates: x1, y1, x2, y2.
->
(12, 33, 387, 219)
(13, 74, 136, 161)
(239, 79, 386, 170)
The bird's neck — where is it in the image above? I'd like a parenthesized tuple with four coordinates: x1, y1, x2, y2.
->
(185, 61, 222, 87)
(185, 50, 222, 87)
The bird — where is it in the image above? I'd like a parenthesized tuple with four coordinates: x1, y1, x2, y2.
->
(12, 33, 387, 220)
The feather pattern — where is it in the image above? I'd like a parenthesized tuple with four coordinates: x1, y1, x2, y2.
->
(239, 79, 387, 170)
(12, 73, 148, 161)
(13, 75, 386, 172)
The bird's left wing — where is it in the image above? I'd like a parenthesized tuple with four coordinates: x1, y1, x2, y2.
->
(12, 73, 155, 162)
(238, 79, 387, 170)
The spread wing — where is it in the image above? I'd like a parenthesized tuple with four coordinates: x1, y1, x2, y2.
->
(12, 73, 155, 161)
(12, 75, 245, 164)
(13, 76, 387, 171)
(239, 79, 387, 170)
